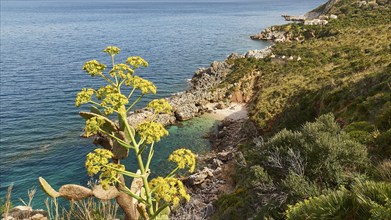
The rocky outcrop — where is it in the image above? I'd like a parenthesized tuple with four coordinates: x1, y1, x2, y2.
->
(2, 206, 48, 220)
(250, 26, 288, 42)
(244, 47, 272, 59)
(305, 0, 340, 20)
(282, 14, 306, 22)
(251, 0, 340, 43)
(126, 47, 271, 124)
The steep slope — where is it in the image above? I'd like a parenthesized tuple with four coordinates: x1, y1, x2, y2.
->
(212, 0, 391, 219)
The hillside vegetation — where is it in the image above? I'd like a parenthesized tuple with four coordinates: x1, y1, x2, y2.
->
(214, 0, 391, 219)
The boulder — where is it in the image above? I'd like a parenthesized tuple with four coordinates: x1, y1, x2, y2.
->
(187, 167, 214, 185)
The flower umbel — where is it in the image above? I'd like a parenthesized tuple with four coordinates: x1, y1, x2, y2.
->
(168, 149, 196, 173)
(137, 121, 168, 144)
(95, 85, 118, 100)
(147, 99, 172, 114)
(109, 64, 134, 79)
(85, 149, 113, 176)
(132, 76, 157, 94)
(84, 116, 105, 137)
(103, 46, 120, 56)
(99, 163, 125, 189)
(82, 60, 106, 77)
(101, 93, 129, 115)
(126, 56, 148, 69)
(85, 149, 124, 189)
(75, 88, 95, 107)
(149, 177, 190, 207)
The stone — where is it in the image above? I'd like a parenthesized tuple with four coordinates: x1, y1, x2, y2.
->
(187, 167, 214, 185)
(217, 151, 234, 162)
(204, 203, 214, 217)
(92, 185, 120, 200)
(330, 14, 338, 19)
(215, 102, 227, 110)
(4, 206, 48, 220)
(59, 184, 93, 200)
(31, 213, 46, 220)
(212, 158, 223, 168)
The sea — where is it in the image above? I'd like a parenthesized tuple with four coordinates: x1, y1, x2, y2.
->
(0, 0, 325, 208)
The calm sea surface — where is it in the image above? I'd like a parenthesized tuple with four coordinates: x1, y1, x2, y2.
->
(0, 0, 324, 207)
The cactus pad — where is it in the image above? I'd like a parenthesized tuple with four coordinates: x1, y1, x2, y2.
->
(38, 177, 60, 198)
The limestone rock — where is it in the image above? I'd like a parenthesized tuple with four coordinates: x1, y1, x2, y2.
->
(92, 185, 120, 200)
(187, 167, 214, 185)
(3, 206, 48, 220)
(59, 184, 93, 200)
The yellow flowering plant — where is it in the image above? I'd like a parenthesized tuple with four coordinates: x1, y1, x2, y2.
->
(75, 46, 196, 220)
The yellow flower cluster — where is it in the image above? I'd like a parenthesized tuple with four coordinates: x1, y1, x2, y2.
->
(95, 85, 118, 100)
(99, 163, 125, 189)
(85, 148, 124, 189)
(137, 121, 168, 144)
(75, 88, 95, 107)
(132, 76, 157, 94)
(126, 56, 148, 69)
(168, 149, 196, 173)
(147, 99, 172, 114)
(82, 60, 106, 77)
(84, 116, 105, 137)
(101, 93, 129, 115)
(109, 63, 134, 79)
(85, 148, 113, 175)
(103, 46, 120, 56)
(149, 177, 190, 207)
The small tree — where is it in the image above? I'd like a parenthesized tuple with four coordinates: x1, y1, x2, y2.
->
(39, 46, 195, 220)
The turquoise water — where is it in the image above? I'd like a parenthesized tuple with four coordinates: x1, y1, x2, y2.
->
(0, 0, 325, 208)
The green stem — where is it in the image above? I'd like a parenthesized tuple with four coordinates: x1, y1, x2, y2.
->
(127, 87, 136, 99)
(99, 129, 133, 149)
(119, 183, 148, 204)
(126, 94, 144, 112)
(166, 167, 179, 178)
(135, 148, 154, 216)
(103, 164, 141, 178)
(150, 203, 170, 220)
(99, 73, 116, 87)
(145, 142, 155, 171)
(89, 101, 104, 108)
(119, 110, 155, 216)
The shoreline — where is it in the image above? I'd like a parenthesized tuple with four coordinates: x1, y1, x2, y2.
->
(202, 103, 248, 121)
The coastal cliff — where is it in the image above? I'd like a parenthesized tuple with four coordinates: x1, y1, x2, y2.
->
(125, 47, 272, 126)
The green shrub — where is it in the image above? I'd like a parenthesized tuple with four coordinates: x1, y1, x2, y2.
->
(282, 172, 321, 201)
(376, 160, 391, 182)
(262, 114, 368, 186)
(375, 102, 391, 131)
(347, 130, 375, 145)
(375, 129, 391, 158)
(286, 180, 391, 220)
(344, 121, 376, 133)
(214, 189, 248, 220)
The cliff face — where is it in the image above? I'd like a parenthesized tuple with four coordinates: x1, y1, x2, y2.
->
(305, 0, 340, 19)
(126, 49, 271, 124)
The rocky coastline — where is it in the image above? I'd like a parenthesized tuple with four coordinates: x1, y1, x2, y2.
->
(251, 0, 339, 43)
(125, 47, 272, 127)
(124, 48, 271, 219)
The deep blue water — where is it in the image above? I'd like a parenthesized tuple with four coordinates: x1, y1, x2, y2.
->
(0, 0, 325, 208)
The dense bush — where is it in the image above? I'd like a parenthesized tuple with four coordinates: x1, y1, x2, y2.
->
(286, 180, 391, 220)
(262, 114, 368, 187)
(214, 114, 370, 219)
